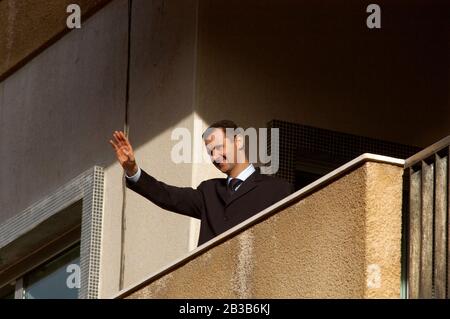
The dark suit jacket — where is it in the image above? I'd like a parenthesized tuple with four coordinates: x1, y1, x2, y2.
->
(126, 167, 294, 246)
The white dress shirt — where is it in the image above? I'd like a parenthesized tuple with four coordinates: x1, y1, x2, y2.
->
(126, 166, 142, 183)
(226, 163, 255, 191)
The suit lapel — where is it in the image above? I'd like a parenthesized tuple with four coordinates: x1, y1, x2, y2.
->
(225, 168, 263, 207)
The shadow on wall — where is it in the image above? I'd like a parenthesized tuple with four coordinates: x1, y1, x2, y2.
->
(196, 0, 450, 146)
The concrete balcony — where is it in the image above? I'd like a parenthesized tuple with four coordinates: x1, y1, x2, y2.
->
(115, 154, 405, 299)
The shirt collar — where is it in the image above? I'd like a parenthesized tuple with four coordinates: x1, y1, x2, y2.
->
(227, 163, 256, 185)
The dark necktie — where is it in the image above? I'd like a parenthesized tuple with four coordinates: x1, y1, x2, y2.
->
(228, 178, 243, 193)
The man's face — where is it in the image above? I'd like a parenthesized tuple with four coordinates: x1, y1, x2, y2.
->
(204, 128, 239, 174)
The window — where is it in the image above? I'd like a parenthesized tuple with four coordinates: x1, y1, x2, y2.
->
(0, 243, 80, 299)
(23, 244, 80, 299)
(0, 166, 104, 299)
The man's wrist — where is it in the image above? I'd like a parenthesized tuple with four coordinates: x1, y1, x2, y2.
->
(126, 164, 138, 177)
(125, 166, 141, 183)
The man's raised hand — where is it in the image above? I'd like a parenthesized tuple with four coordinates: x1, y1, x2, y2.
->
(109, 131, 138, 176)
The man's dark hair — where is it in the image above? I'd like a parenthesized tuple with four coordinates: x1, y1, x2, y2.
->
(202, 119, 239, 140)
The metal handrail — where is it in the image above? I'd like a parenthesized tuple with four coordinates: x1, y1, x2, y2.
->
(405, 136, 450, 168)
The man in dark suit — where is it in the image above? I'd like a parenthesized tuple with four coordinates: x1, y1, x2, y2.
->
(110, 120, 294, 246)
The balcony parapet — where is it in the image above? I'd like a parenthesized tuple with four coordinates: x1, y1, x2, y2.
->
(115, 154, 405, 299)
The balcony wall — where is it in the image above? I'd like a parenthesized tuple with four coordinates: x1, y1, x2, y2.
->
(116, 154, 404, 299)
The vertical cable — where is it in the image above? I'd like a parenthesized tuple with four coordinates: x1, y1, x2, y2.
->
(119, 0, 133, 291)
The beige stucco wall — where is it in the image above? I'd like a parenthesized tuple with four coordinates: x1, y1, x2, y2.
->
(125, 161, 403, 298)
(0, 0, 112, 80)
(0, 0, 128, 224)
(113, 0, 202, 293)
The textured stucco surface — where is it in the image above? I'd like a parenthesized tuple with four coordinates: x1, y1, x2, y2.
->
(0, 0, 128, 224)
(0, 0, 112, 79)
(125, 162, 403, 298)
(364, 162, 403, 298)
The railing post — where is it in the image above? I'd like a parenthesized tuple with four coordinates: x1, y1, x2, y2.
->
(405, 136, 450, 299)
(408, 167, 421, 299)
(434, 153, 448, 299)
(419, 161, 433, 298)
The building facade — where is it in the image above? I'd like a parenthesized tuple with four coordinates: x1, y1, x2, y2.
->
(0, 0, 448, 298)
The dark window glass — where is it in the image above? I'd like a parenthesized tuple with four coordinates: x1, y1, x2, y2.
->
(24, 244, 80, 299)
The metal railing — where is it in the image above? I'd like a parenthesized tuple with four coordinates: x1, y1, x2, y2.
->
(405, 136, 450, 299)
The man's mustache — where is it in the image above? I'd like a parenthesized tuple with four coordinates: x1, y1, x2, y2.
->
(213, 156, 226, 166)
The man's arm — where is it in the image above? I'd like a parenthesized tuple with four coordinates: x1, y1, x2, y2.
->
(110, 130, 203, 219)
(126, 169, 203, 219)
